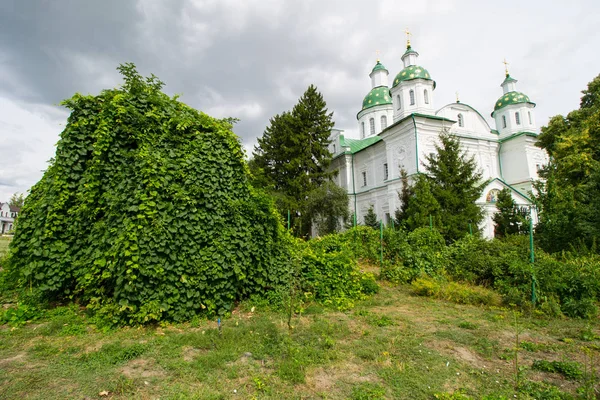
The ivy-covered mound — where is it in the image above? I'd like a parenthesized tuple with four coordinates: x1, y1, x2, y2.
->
(5, 64, 290, 324)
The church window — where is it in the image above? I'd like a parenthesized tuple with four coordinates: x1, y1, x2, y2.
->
(332, 144, 336, 153)
(409, 90, 415, 105)
(361, 122, 365, 139)
(515, 112, 521, 125)
(383, 163, 389, 180)
(369, 118, 375, 136)
(528, 111, 532, 124)
(381, 115, 387, 130)
(502, 115, 507, 128)
(362, 171, 367, 187)
(424, 89, 429, 104)
(457, 113, 464, 127)
(396, 95, 401, 110)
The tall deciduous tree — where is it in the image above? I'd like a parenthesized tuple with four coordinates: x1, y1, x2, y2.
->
(305, 181, 349, 235)
(492, 188, 529, 238)
(9, 193, 24, 208)
(252, 85, 337, 236)
(535, 74, 600, 252)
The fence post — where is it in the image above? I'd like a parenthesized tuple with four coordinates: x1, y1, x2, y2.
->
(380, 220, 384, 266)
(529, 213, 537, 306)
(429, 215, 433, 231)
(287, 210, 290, 231)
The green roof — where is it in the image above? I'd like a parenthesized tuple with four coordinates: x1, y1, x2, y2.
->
(502, 74, 517, 85)
(343, 136, 382, 154)
(392, 65, 432, 87)
(403, 46, 419, 57)
(494, 91, 535, 112)
(371, 61, 388, 73)
(362, 86, 392, 111)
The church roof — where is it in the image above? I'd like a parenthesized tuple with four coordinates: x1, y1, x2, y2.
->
(371, 61, 387, 73)
(342, 136, 383, 154)
(361, 86, 392, 111)
(392, 65, 432, 88)
(493, 91, 535, 112)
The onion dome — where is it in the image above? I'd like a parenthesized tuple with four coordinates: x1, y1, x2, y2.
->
(392, 65, 432, 88)
(362, 86, 392, 110)
(494, 91, 535, 111)
(371, 60, 387, 73)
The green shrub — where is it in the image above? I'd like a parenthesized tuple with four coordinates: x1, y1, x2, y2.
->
(531, 360, 583, 381)
(3, 64, 291, 324)
(412, 276, 502, 307)
(0, 302, 44, 326)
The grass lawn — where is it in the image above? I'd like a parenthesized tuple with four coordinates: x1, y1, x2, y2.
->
(1, 282, 599, 399)
(0, 236, 11, 259)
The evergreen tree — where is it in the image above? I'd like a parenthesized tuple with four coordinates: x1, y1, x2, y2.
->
(492, 188, 529, 238)
(394, 168, 413, 227)
(252, 85, 335, 236)
(404, 174, 441, 231)
(535, 74, 600, 252)
(363, 206, 379, 229)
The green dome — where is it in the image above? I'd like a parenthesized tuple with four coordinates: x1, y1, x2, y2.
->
(371, 61, 387, 73)
(392, 65, 432, 87)
(362, 86, 392, 110)
(494, 91, 534, 111)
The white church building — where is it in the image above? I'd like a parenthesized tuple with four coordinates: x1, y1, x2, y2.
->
(328, 39, 548, 238)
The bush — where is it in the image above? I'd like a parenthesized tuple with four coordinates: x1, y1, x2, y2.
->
(412, 276, 502, 307)
(2, 64, 291, 325)
(531, 360, 583, 381)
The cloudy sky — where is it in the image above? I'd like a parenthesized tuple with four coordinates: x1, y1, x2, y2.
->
(1, 0, 599, 201)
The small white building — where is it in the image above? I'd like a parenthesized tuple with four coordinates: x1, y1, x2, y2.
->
(0, 202, 19, 234)
(329, 40, 548, 238)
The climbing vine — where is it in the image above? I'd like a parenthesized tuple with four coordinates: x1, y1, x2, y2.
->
(5, 64, 290, 324)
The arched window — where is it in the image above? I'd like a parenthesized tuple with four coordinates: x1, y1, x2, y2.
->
(424, 89, 429, 104)
(502, 115, 507, 128)
(457, 113, 464, 127)
(332, 144, 336, 153)
(361, 122, 365, 139)
(409, 90, 415, 105)
(369, 118, 375, 136)
(396, 95, 401, 110)
(515, 112, 521, 125)
(381, 115, 387, 130)
(528, 111, 532, 124)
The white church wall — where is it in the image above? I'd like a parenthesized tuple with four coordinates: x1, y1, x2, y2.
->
(357, 106, 394, 138)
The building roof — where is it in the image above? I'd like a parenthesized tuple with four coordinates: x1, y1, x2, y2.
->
(361, 86, 392, 111)
(9, 205, 20, 213)
(341, 135, 382, 154)
(371, 61, 388, 73)
(494, 91, 535, 112)
(392, 65, 432, 88)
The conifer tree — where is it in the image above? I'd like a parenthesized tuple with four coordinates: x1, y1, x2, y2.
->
(492, 188, 529, 237)
(252, 85, 336, 236)
(363, 206, 379, 229)
(404, 175, 442, 231)
(394, 168, 413, 227)
(423, 132, 484, 242)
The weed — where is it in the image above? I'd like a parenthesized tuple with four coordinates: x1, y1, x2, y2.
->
(531, 360, 583, 380)
(350, 382, 386, 399)
(458, 321, 478, 330)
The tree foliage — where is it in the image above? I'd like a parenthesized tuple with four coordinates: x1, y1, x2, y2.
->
(9, 193, 24, 208)
(305, 181, 349, 235)
(394, 168, 413, 226)
(4, 63, 291, 324)
(535, 74, 600, 252)
(252, 85, 336, 236)
(363, 206, 379, 229)
(492, 188, 530, 238)
(401, 133, 484, 242)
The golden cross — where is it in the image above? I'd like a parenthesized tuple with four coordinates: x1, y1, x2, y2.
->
(503, 58, 509, 76)
(375, 50, 381, 62)
(455, 91, 460, 103)
(404, 28, 411, 48)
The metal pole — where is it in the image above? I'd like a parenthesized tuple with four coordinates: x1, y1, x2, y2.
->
(429, 214, 433, 231)
(529, 210, 536, 306)
(469, 223, 473, 236)
(287, 210, 290, 231)
(380, 220, 384, 266)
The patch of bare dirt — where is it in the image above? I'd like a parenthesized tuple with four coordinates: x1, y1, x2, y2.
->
(120, 358, 165, 379)
(182, 346, 208, 362)
(305, 363, 379, 393)
(426, 340, 492, 370)
(0, 353, 25, 367)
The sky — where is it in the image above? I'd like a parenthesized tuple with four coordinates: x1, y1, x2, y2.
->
(1, 0, 599, 201)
